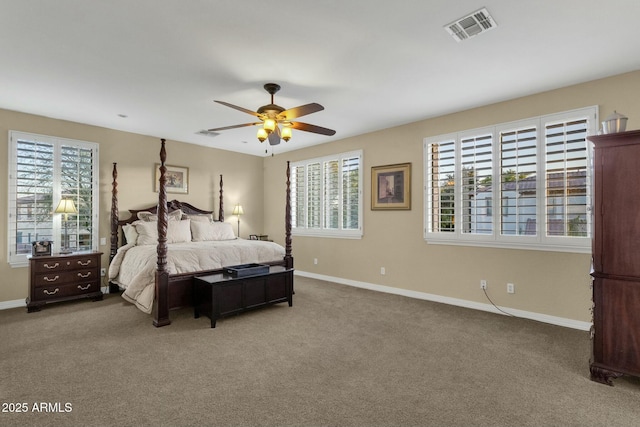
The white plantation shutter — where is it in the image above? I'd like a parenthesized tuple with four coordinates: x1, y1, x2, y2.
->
(424, 106, 595, 252)
(290, 150, 363, 238)
(11, 139, 55, 255)
(499, 126, 537, 236)
(61, 145, 96, 250)
(460, 133, 493, 235)
(342, 156, 360, 230)
(8, 131, 99, 265)
(291, 165, 305, 228)
(324, 160, 339, 229)
(544, 118, 590, 238)
(426, 139, 455, 233)
(307, 162, 321, 229)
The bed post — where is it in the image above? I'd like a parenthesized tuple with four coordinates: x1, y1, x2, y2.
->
(219, 174, 224, 222)
(285, 161, 293, 269)
(110, 162, 119, 262)
(153, 139, 171, 327)
(109, 163, 120, 293)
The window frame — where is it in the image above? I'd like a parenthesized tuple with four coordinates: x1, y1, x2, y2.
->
(423, 106, 597, 253)
(291, 150, 363, 239)
(8, 131, 100, 267)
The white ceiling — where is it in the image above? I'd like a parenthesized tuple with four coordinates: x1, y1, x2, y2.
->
(1, 0, 639, 157)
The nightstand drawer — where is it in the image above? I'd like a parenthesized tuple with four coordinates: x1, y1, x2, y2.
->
(32, 255, 98, 273)
(33, 269, 98, 287)
(32, 281, 101, 302)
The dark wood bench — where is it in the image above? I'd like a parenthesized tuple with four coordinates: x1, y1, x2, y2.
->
(193, 266, 293, 328)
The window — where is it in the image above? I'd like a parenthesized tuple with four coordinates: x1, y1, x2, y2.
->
(8, 131, 99, 266)
(291, 150, 363, 238)
(424, 106, 597, 252)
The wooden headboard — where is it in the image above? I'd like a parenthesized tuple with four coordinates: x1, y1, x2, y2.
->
(109, 164, 224, 261)
(118, 200, 218, 227)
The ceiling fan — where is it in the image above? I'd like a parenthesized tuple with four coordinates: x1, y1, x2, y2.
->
(208, 83, 336, 146)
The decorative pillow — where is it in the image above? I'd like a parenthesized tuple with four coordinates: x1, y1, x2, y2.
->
(134, 220, 158, 245)
(137, 209, 183, 222)
(190, 221, 236, 241)
(134, 218, 193, 245)
(183, 213, 213, 223)
(122, 223, 139, 245)
(167, 219, 191, 244)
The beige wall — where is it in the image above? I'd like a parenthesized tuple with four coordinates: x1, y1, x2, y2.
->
(0, 110, 263, 303)
(2, 71, 638, 322)
(263, 70, 640, 323)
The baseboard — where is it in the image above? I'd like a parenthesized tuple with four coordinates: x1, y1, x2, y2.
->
(1, 288, 111, 311)
(295, 270, 592, 331)
(0, 299, 26, 310)
(2, 273, 591, 330)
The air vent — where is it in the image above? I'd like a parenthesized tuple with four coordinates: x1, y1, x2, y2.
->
(445, 8, 497, 42)
(196, 130, 220, 137)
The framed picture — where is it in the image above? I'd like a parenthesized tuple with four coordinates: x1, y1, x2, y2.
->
(371, 162, 411, 210)
(155, 164, 189, 194)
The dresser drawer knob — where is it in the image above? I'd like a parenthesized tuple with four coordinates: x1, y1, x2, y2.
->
(77, 272, 92, 278)
(77, 284, 91, 291)
(43, 275, 60, 282)
(43, 263, 60, 269)
(43, 288, 60, 295)
(77, 260, 92, 266)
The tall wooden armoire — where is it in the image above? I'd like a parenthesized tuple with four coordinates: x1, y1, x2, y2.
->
(588, 129, 640, 385)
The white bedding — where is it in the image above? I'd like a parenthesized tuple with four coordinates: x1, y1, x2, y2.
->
(109, 239, 286, 313)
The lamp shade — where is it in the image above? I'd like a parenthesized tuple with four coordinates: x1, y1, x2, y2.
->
(55, 198, 78, 214)
(263, 119, 276, 134)
(257, 128, 268, 142)
(281, 126, 292, 141)
(232, 204, 244, 216)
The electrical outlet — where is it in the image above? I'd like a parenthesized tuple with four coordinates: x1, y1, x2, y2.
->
(313, 258, 318, 265)
(507, 283, 515, 294)
(380, 267, 386, 275)
(480, 280, 487, 290)
(100, 268, 106, 277)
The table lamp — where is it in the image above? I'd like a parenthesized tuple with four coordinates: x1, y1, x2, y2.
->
(55, 198, 78, 254)
(232, 204, 244, 238)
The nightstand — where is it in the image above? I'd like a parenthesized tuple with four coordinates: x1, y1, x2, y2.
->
(27, 251, 103, 312)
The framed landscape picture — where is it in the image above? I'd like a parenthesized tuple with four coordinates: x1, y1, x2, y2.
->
(155, 164, 189, 194)
(371, 162, 411, 210)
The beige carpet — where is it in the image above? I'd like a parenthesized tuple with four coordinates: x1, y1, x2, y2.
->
(1, 275, 640, 427)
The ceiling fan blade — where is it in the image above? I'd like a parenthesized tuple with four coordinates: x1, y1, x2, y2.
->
(291, 121, 336, 136)
(214, 100, 261, 117)
(208, 122, 261, 132)
(280, 103, 324, 120)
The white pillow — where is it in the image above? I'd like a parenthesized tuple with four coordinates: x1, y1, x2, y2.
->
(137, 209, 183, 222)
(184, 213, 213, 223)
(135, 218, 193, 245)
(134, 220, 157, 245)
(167, 219, 191, 243)
(190, 221, 236, 241)
(122, 223, 139, 245)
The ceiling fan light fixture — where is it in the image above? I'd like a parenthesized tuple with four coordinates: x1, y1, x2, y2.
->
(263, 118, 276, 134)
(209, 83, 336, 148)
(257, 128, 267, 142)
(281, 126, 292, 142)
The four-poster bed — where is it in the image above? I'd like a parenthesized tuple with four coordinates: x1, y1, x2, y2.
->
(109, 139, 293, 327)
